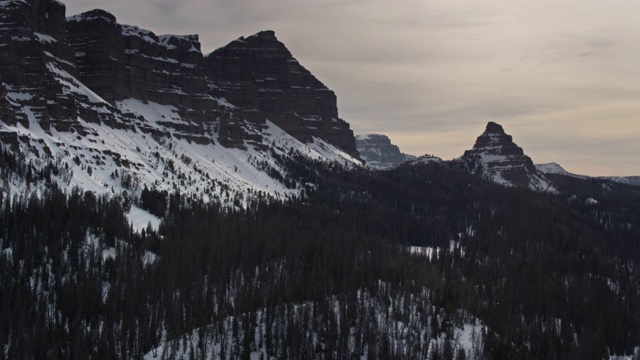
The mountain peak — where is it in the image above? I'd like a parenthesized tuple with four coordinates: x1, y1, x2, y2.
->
(252, 30, 276, 38)
(485, 121, 505, 135)
(355, 134, 416, 169)
(461, 123, 555, 192)
(66, 9, 117, 24)
(204, 30, 360, 158)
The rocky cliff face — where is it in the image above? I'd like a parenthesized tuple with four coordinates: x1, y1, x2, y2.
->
(0, 0, 359, 156)
(461, 122, 554, 192)
(355, 134, 415, 169)
(0, 0, 362, 206)
(0, 0, 92, 132)
(203, 31, 359, 158)
(65, 9, 264, 147)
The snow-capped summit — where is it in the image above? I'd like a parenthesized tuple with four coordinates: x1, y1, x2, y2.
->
(460, 122, 555, 192)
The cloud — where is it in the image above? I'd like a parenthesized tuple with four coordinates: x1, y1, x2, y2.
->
(586, 39, 616, 49)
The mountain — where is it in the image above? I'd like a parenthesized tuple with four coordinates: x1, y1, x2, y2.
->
(604, 175, 640, 187)
(459, 121, 555, 192)
(537, 162, 640, 187)
(0, 0, 362, 206)
(536, 162, 582, 177)
(203, 30, 360, 158)
(355, 133, 416, 169)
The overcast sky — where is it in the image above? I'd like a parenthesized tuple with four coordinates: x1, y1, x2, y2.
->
(64, 0, 640, 176)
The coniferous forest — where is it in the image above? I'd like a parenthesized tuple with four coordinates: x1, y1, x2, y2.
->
(1, 154, 640, 359)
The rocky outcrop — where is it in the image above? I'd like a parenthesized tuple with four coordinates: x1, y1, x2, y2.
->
(1, 1, 360, 156)
(64, 10, 124, 102)
(64, 14, 359, 153)
(461, 122, 554, 192)
(203, 31, 360, 158)
(0, 0, 83, 130)
(355, 134, 415, 169)
(408, 154, 443, 166)
(66, 11, 207, 106)
(65, 10, 225, 143)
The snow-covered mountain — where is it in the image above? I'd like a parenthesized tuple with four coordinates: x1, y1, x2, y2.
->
(603, 175, 640, 187)
(355, 134, 416, 169)
(536, 163, 640, 187)
(535, 162, 581, 177)
(0, 0, 362, 205)
(459, 122, 555, 192)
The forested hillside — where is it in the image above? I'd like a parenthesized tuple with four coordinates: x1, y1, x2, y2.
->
(2, 154, 639, 359)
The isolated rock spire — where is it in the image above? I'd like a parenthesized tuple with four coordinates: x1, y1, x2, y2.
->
(461, 122, 555, 192)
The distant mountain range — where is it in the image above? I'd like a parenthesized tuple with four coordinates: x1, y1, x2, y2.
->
(536, 162, 640, 187)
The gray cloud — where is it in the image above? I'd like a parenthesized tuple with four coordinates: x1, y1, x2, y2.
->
(586, 39, 616, 49)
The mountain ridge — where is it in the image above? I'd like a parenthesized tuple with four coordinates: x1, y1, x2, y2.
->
(536, 162, 640, 187)
(355, 133, 416, 169)
(0, 0, 362, 205)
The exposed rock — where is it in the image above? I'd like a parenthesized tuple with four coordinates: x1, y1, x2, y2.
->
(460, 122, 555, 192)
(64, 15, 359, 154)
(65, 10, 226, 144)
(408, 154, 443, 166)
(1, 1, 360, 165)
(0, 0, 90, 131)
(65, 10, 125, 102)
(204, 30, 360, 158)
(355, 134, 415, 169)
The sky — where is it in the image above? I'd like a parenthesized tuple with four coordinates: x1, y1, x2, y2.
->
(63, 0, 640, 176)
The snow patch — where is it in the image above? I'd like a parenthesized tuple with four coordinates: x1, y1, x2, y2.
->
(127, 206, 161, 232)
(34, 32, 56, 43)
(585, 198, 599, 206)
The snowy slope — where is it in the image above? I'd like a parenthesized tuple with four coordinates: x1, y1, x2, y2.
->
(143, 287, 487, 360)
(127, 206, 161, 232)
(536, 163, 640, 187)
(535, 163, 587, 179)
(0, 61, 362, 208)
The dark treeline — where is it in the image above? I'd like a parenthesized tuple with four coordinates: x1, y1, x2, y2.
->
(1, 155, 639, 359)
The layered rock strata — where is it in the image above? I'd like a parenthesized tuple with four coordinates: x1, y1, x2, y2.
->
(460, 122, 554, 191)
(355, 134, 415, 169)
(1, 0, 360, 155)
